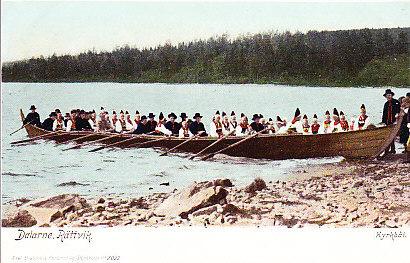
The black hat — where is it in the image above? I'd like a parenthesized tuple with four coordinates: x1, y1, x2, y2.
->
(325, 110, 330, 115)
(231, 111, 236, 116)
(193, 113, 203, 118)
(76, 109, 80, 113)
(159, 112, 165, 120)
(333, 108, 339, 116)
(313, 114, 318, 119)
(80, 110, 86, 114)
(100, 107, 104, 110)
(268, 118, 273, 121)
(383, 89, 395, 97)
(215, 110, 220, 115)
(135, 110, 140, 114)
(64, 112, 70, 118)
(240, 113, 245, 118)
(406, 92, 410, 97)
(55, 109, 61, 113)
(148, 113, 155, 118)
(277, 116, 283, 122)
(49, 112, 57, 117)
(340, 111, 345, 116)
(125, 111, 129, 115)
(70, 109, 76, 114)
(91, 109, 95, 113)
(252, 114, 260, 121)
(294, 108, 301, 118)
(168, 112, 177, 119)
(303, 114, 308, 119)
(120, 110, 124, 114)
(113, 111, 117, 115)
(141, 115, 147, 120)
(29, 105, 36, 110)
(259, 114, 264, 118)
(180, 113, 188, 119)
(222, 112, 226, 117)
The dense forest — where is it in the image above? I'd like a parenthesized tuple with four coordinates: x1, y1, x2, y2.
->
(2, 27, 409, 87)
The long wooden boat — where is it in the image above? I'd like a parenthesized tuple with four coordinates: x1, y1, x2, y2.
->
(17, 109, 404, 160)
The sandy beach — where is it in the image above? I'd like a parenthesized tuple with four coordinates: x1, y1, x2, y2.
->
(3, 155, 409, 228)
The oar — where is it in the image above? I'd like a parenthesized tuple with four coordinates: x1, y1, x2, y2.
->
(200, 128, 271, 161)
(89, 135, 142, 152)
(128, 135, 172, 148)
(189, 130, 235, 159)
(159, 134, 202, 156)
(62, 133, 121, 151)
(9, 121, 33, 136)
(55, 132, 97, 145)
(11, 131, 61, 145)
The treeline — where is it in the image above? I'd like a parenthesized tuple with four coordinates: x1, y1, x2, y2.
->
(2, 27, 409, 86)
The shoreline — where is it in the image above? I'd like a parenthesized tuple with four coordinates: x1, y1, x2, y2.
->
(2, 155, 409, 228)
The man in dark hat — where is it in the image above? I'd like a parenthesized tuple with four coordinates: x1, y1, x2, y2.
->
(165, 112, 181, 136)
(42, 112, 57, 131)
(23, 105, 42, 127)
(189, 113, 207, 136)
(382, 89, 400, 154)
(250, 114, 264, 132)
(133, 115, 149, 134)
(147, 113, 157, 133)
(76, 110, 92, 131)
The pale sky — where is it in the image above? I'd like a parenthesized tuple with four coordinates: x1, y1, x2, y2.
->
(2, 1, 409, 62)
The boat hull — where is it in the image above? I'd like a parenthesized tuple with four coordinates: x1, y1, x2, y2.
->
(23, 123, 394, 160)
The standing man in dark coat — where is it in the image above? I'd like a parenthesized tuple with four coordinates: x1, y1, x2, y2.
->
(382, 89, 401, 154)
(23, 105, 42, 127)
(250, 114, 264, 132)
(189, 113, 207, 136)
(42, 112, 57, 131)
(165, 112, 181, 136)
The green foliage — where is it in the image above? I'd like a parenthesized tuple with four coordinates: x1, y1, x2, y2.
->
(2, 27, 409, 87)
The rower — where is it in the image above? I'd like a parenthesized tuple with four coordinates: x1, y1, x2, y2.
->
(236, 113, 250, 136)
(147, 113, 157, 133)
(339, 111, 349, 131)
(302, 115, 310, 134)
(112, 111, 118, 127)
(165, 112, 181, 136)
(156, 112, 171, 135)
(321, 110, 332, 133)
(97, 111, 109, 132)
(276, 116, 287, 134)
(250, 114, 264, 133)
(115, 111, 128, 133)
(267, 118, 276, 134)
(189, 113, 207, 136)
(330, 108, 342, 132)
(133, 110, 141, 129)
(125, 111, 134, 131)
(66, 110, 77, 132)
(76, 110, 92, 131)
(311, 114, 320, 134)
(23, 105, 42, 127)
(259, 116, 269, 134)
(63, 113, 70, 127)
(210, 111, 223, 137)
(221, 112, 231, 135)
(42, 112, 57, 131)
(88, 110, 97, 131)
(229, 111, 238, 135)
(179, 120, 193, 138)
(355, 104, 370, 131)
(133, 115, 149, 134)
(180, 113, 188, 126)
(288, 108, 303, 133)
(53, 109, 65, 131)
(382, 89, 400, 154)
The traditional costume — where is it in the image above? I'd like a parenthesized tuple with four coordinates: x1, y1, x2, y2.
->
(66, 110, 77, 132)
(133, 116, 149, 134)
(381, 89, 400, 153)
(236, 114, 250, 136)
(189, 113, 207, 136)
(210, 111, 223, 137)
(276, 116, 288, 134)
(155, 112, 171, 136)
(301, 114, 310, 134)
(339, 111, 349, 132)
(221, 112, 232, 136)
(179, 120, 193, 138)
(229, 111, 238, 135)
(250, 114, 264, 132)
(147, 113, 157, 133)
(165, 112, 181, 136)
(354, 104, 370, 131)
(311, 114, 320, 134)
(88, 110, 97, 131)
(43, 112, 56, 131)
(287, 108, 303, 133)
(23, 105, 42, 127)
(320, 110, 332, 134)
(330, 108, 342, 133)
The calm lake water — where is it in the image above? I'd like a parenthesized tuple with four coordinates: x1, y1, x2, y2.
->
(2, 83, 406, 203)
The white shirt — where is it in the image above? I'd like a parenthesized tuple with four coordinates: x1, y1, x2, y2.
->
(52, 119, 65, 131)
(66, 120, 75, 132)
(178, 128, 193, 138)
